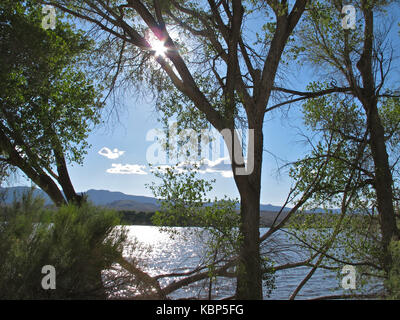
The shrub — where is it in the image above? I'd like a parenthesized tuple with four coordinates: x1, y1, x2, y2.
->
(385, 240, 400, 299)
(0, 190, 127, 299)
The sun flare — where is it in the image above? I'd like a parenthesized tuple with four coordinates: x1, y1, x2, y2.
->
(146, 30, 168, 57)
(151, 39, 167, 57)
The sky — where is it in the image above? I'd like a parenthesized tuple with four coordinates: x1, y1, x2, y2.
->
(63, 94, 309, 206)
(12, 2, 400, 207)
(60, 65, 315, 206)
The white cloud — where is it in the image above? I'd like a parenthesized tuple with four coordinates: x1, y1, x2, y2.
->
(106, 164, 147, 175)
(199, 157, 233, 178)
(98, 147, 125, 160)
(219, 170, 234, 178)
(151, 157, 233, 178)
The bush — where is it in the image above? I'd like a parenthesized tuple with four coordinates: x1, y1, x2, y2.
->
(0, 191, 127, 299)
(385, 240, 400, 299)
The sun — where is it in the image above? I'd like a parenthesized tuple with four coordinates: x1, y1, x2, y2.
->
(151, 39, 167, 57)
(145, 30, 168, 57)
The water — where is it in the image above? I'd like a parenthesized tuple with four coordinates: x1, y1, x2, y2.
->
(120, 225, 348, 300)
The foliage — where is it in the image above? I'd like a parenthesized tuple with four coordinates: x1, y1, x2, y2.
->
(287, 40, 400, 294)
(148, 165, 240, 244)
(286, 88, 397, 296)
(293, 0, 400, 220)
(385, 239, 400, 299)
(0, 0, 103, 167)
(287, 208, 385, 295)
(147, 165, 241, 279)
(0, 162, 13, 188)
(0, 0, 103, 206)
(288, 83, 373, 209)
(147, 164, 277, 297)
(0, 190, 128, 299)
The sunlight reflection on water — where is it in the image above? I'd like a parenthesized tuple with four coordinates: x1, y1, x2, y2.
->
(121, 225, 349, 300)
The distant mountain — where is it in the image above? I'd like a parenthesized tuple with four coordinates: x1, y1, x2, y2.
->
(104, 200, 160, 212)
(0, 186, 316, 214)
(0, 187, 160, 212)
(84, 189, 158, 206)
(260, 203, 291, 212)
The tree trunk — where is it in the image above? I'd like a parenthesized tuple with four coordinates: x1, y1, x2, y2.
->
(367, 102, 399, 270)
(232, 125, 263, 300)
(353, 3, 399, 275)
(32, 172, 66, 207)
(54, 148, 82, 205)
(235, 182, 262, 299)
(0, 134, 66, 206)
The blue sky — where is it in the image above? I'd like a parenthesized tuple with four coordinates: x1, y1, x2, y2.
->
(64, 67, 313, 206)
(66, 106, 307, 206)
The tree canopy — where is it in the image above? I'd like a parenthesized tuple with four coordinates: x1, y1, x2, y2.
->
(0, 0, 103, 205)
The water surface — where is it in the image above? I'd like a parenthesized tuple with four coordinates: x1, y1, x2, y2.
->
(123, 225, 350, 300)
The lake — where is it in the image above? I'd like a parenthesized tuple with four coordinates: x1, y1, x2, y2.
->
(120, 225, 351, 300)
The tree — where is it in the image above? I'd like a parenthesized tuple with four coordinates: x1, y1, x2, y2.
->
(43, 0, 314, 299)
(0, 0, 103, 206)
(267, 0, 400, 298)
(288, 0, 400, 274)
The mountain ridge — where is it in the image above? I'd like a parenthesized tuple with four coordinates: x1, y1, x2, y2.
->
(0, 186, 290, 212)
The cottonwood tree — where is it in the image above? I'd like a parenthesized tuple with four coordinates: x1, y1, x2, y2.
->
(285, 0, 400, 276)
(285, 121, 386, 298)
(41, 0, 327, 299)
(0, 0, 104, 206)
